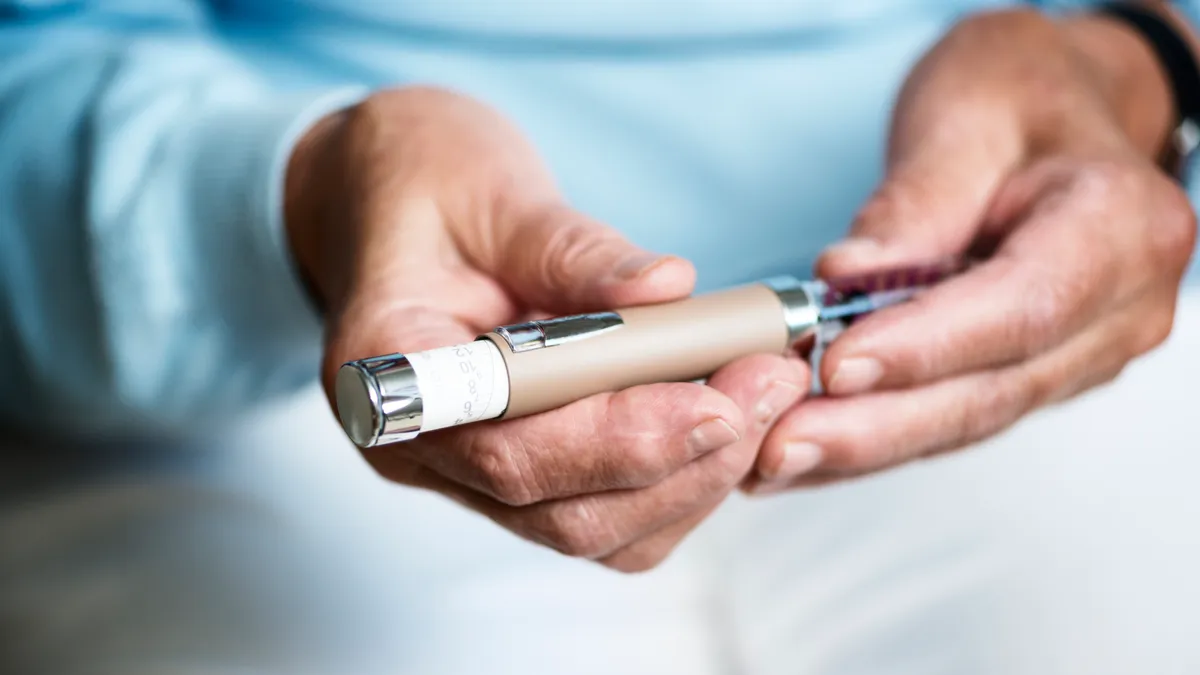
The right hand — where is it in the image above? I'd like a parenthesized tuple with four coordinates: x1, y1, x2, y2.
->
(284, 87, 810, 572)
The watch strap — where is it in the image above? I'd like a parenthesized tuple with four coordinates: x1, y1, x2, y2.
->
(1096, 2, 1200, 179)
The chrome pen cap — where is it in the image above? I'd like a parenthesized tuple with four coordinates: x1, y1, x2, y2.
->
(336, 355, 423, 448)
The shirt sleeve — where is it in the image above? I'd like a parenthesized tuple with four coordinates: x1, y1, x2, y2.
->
(0, 1, 366, 436)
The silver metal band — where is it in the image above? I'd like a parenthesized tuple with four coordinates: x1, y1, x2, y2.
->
(761, 275, 823, 351)
(336, 355, 423, 447)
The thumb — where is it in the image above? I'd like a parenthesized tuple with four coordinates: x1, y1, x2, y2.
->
(321, 300, 477, 407)
(493, 203, 697, 313)
(817, 118, 1022, 278)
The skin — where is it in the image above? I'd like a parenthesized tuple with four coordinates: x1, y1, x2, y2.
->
(286, 4, 1197, 571)
(748, 5, 1198, 492)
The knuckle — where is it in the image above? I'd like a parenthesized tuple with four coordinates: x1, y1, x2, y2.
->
(677, 384, 722, 416)
(534, 501, 616, 559)
(615, 434, 673, 487)
(539, 214, 623, 288)
(853, 180, 924, 236)
(469, 436, 541, 506)
(605, 388, 702, 485)
(1075, 165, 1195, 281)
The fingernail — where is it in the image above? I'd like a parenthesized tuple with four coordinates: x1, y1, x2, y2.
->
(687, 418, 741, 455)
(828, 357, 884, 396)
(613, 253, 666, 281)
(821, 237, 883, 262)
(776, 441, 824, 478)
(754, 380, 803, 424)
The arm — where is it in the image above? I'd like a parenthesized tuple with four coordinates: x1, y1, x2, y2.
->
(0, 3, 795, 569)
(0, 1, 363, 435)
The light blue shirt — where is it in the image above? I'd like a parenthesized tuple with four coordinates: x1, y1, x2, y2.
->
(1, 0, 1197, 435)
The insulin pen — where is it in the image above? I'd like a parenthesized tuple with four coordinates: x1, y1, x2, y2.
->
(335, 260, 962, 448)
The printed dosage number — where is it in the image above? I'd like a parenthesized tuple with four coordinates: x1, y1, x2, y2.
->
(452, 344, 490, 426)
(408, 340, 509, 432)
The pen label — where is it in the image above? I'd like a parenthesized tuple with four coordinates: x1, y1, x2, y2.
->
(407, 341, 510, 432)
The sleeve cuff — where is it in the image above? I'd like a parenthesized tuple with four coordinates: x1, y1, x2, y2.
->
(262, 87, 370, 325)
(188, 86, 369, 393)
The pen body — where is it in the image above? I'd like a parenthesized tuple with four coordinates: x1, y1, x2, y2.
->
(488, 283, 791, 418)
(335, 260, 961, 448)
(336, 278, 816, 447)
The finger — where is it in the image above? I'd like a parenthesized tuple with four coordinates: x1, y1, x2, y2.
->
(816, 88, 1023, 278)
(361, 438, 727, 567)
(597, 498, 723, 573)
(590, 354, 808, 572)
(348, 195, 520, 331)
(362, 414, 738, 568)
(395, 382, 744, 506)
(817, 173, 1143, 397)
(701, 353, 816, 484)
(818, 160, 1193, 397)
(324, 198, 522, 395)
(750, 299, 1171, 491)
(320, 290, 486, 404)
(489, 203, 697, 313)
(706, 353, 810, 437)
(418, 427, 762, 561)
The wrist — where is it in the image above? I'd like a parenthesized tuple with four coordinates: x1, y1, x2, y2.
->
(1058, 8, 1176, 160)
(284, 108, 352, 313)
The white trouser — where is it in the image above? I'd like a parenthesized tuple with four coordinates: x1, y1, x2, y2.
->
(3, 289, 1199, 675)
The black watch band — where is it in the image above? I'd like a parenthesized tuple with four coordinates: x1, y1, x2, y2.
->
(1096, 2, 1200, 180)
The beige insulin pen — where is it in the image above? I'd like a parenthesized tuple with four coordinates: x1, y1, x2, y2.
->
(335, 261, 961, 448)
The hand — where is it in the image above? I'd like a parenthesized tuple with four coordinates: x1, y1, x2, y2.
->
(748, 8, 1197, 492)
(285, 88, 810, 570)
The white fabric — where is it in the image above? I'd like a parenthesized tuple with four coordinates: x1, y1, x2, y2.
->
(3, 289, 1199, 675)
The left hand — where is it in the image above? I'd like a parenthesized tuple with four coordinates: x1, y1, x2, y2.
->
(748, 7, 1197, 492)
